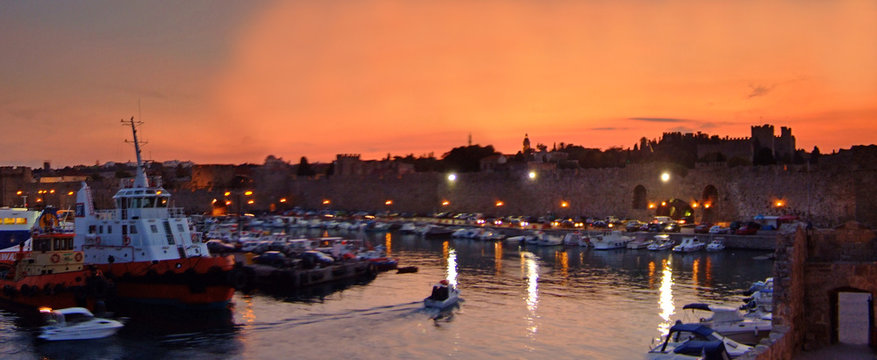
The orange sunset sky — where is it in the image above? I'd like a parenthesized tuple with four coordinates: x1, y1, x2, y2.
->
(1, 0, 875, 168)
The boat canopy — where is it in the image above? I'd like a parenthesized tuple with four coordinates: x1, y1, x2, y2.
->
(682, 303, 712, 311)
(669, 323, 715, 338)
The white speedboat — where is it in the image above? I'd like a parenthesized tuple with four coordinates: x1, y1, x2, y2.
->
(681, 303, 771, 345)
(39, 307, 124, 341)
(535, 231, 562, 246)
(647, 234, 674, 251)
(399, 223, 417, 234)
(424, 280, 460, 309)
(646, 322, 752, 359)
(706, 237, 726, 251)
(672, 237, 705, 253)
(591, 231, 632, 250)
(626, 236, 650, 249)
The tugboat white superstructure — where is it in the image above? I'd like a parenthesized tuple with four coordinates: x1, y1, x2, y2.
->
(73, 118, 241, 308)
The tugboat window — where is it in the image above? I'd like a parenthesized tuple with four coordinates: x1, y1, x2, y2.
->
(130, 224, 138, 234)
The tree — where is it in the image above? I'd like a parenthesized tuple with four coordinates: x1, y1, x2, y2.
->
(441, 145, 499, 172)
(297, 157, 315, 177)
(810, 146, 821, 164)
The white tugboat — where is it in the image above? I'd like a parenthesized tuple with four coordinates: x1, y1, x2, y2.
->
(72, 118, 244, 308)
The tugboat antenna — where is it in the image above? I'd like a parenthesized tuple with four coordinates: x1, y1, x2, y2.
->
(122, 117, 149, 188)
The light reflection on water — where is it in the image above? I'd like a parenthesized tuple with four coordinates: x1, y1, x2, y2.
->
(0, 229, 774, 360)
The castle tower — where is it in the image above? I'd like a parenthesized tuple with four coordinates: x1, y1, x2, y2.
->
(523, 134, 531, 153)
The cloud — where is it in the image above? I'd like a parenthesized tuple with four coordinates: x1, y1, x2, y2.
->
(591, 127, 627, 131)
(628, 117, 691, 123)
(698, 121, 736, 129)
(746, 83, 775, 98)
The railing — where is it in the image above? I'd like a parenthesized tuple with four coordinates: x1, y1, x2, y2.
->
(92, 207, 188, 220)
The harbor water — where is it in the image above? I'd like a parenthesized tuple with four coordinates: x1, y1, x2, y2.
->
(0, 230, 774, 359)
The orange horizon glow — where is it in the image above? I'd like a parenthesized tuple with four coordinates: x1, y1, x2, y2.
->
(1, 1, 875, 168)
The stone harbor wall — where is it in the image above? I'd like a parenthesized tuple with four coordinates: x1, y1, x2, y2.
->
(745, 222, 877, 359)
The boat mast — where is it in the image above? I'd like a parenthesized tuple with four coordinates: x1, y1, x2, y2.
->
(123, 117, 149, 188)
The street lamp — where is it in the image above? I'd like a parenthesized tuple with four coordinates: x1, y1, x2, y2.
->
(660, 172, 670, 183)
(447, 173, 457, 182)
(442, 200, 450, 206)
(560, 201, 569, 208)
(528, 171, 537, 180)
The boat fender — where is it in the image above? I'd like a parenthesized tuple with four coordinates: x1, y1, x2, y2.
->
(50, 253, 61, 263)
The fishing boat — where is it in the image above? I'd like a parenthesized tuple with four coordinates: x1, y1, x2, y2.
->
(706, 237, 726, 252)
(0, 212, 110, 310)
(647, 234, 674, 251)
(424, 279, 460, 309)
(72, 118, 244, 308)
(591, 231, 632, 250)
(39, 306, 124, 341)
(681, 303, 772, 345)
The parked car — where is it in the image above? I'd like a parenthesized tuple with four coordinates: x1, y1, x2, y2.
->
(625, 220, 644, 232)
(663, 222, 681, 233)
(253, 251, 288, 267)
(694, 223, 712, 234)
(205, 240, 237, 254)
(709, 225, 730, 234)
(300, 250, 334, 269)
(647, 223, 664, 232)
(736, 222, 761, 235)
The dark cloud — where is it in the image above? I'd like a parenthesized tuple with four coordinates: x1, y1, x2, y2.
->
(628, 117, 691, 123)
(746, 83, 775, 98)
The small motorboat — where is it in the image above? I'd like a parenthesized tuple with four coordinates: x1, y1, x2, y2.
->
(647, 234, 674, 251)
(424, 280, 460, 309)
(39, 307, 124, 341)
(706, 237, 726, 252)
(646, 322, 753, 359)
(672, 237, 705, 253)
(681, 303, 771, 345)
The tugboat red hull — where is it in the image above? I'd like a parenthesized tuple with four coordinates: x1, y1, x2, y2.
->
(0, 270, 108, 310)
(97, 255, 239, 308)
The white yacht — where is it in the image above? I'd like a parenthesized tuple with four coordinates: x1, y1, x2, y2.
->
(39, 307, 124, 341)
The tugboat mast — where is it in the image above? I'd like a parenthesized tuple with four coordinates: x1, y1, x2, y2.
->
(122, 117, 148, 188)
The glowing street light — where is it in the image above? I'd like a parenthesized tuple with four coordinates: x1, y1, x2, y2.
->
(660, 172, 670, 183)
(442, 200, 450, 206)
(244, 190, 254, 196)
(279, 198, 287, 203)
(774, 200, 785, 208)
(495, 200, 504, 207)
(648, 203, 656, 209)
(528, 171, 537, 180)
(385, 200, 393, 206)
(322, 199, 331, 205)
(247, 199, 255, 205)
(560, 201, 569, 208)
(447, 173, 457, 182)
(224, 191, 231, 197)
(691, 202, 698, 208)
(67, 191, 74, 196)
(704, 203, 711, 209)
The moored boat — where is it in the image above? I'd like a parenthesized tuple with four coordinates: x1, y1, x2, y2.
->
(706, 237, 726, 251)
(672, 237, 705, 253)
(0, 220, 110, 310)
(646, 322, 752, 359)
(591, 231, 632, 250)
(681, 303, 771, 345)
(647, 234, 674, 251)
(72, 119, 242, 308)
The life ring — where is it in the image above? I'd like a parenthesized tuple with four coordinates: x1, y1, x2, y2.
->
(123, 236, 131, 246)
(191, 233, 200, 243)
(74, 252, 83, 262)
(50, 253, 61, 263)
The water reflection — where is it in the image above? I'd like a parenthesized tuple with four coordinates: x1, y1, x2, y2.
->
(494, 242, 503, 275)
(692, 258, 700, 288)
(447, 245, 458, 287)
(657, 257, 675, 336)
(521, 251, 539, 337)
(384, 232, 392, 257)
(557, 250, 569, 286)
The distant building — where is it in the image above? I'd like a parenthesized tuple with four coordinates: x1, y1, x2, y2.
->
(333, 154, 415, 177)
(696, 124, 796, 163)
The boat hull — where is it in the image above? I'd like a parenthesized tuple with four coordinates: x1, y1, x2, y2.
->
(96, 255, 238, 308)
(0, 272, 107, 310)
